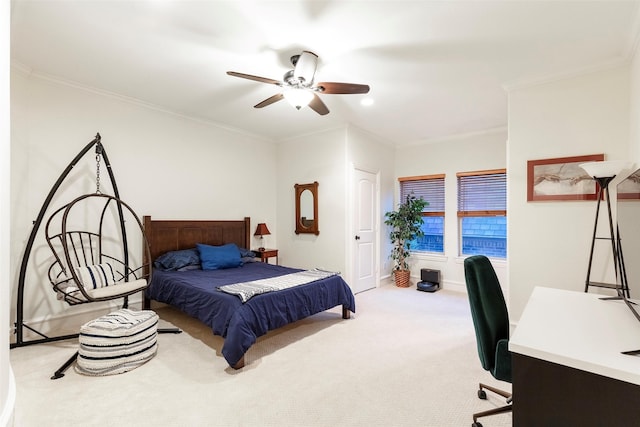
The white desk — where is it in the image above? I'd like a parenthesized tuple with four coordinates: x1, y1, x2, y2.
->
(509, 286, 640, 426)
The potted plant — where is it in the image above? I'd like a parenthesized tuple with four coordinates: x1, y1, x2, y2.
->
(384, 193, 428, 287)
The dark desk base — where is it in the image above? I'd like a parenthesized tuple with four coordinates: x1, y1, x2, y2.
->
(513, 353, 640, 426)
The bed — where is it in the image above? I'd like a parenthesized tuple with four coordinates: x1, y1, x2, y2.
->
(142, 216, 356, 369)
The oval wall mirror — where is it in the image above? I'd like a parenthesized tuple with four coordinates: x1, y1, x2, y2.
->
(295, 182, 319, 235)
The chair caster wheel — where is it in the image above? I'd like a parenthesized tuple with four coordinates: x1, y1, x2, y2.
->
(472, 422, 483, 427)
(477, 389, 487, 399)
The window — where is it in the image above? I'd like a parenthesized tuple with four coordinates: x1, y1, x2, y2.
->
(399, 174, 445, 253)
(457, 169, 507, 258)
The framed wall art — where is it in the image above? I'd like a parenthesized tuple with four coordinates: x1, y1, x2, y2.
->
(617, 168, 640, 200)
(527, 154, 604, 201)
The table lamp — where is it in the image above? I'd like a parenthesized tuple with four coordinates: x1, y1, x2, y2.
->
(254, 223, 271, 251)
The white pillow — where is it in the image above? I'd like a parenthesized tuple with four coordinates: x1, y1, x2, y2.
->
(75, 263, 116, 290)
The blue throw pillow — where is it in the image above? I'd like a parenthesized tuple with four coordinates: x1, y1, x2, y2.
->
(197, 243, 242, 270)
(239, 247, 255, 258)
(154, 248, 201, 271)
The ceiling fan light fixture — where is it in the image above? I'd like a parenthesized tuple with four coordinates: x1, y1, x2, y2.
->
(283, 88, 314, 110)
(292, 51, 318, 84)
(227, 50, 369, 116)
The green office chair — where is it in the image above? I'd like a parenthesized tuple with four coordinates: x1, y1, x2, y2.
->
(463, 255, 512, 427)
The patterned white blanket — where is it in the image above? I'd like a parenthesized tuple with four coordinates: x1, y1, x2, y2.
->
(218, 269, 338, 302)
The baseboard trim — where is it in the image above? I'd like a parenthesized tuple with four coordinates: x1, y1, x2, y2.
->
(11, 296, 143, 345)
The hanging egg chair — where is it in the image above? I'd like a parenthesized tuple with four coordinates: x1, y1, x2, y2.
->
(45, 193, 151, 305)
(11, 133, 177, 380)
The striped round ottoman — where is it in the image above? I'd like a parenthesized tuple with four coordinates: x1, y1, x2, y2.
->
(76, 308, 158, 376)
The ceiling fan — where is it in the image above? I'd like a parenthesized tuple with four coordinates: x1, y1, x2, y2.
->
(227, 50, 370, 116)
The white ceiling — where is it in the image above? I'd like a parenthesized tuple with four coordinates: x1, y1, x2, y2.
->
(10, 1, 640, 145)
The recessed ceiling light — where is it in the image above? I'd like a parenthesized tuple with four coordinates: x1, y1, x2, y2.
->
(361, 98, 374, 107)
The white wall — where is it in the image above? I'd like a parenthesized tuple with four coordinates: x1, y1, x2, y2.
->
(10, 70, 277, 340)
(1, 1, 15, 424)
(507, 65, 630, 321)
(394, 128, 508, 293)
(276, 127, 347, 272)
(631, 40, 640, 164)
(275, 124, 395, 290)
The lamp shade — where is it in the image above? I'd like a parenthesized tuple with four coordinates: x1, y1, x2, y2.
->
(283, 88, 313, 110)
(254, 223, 271, 237)
(580, 160, 635, 178)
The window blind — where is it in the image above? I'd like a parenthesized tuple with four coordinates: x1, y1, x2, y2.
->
(457, 170, 506, 217)
(399, 174, 445, 215)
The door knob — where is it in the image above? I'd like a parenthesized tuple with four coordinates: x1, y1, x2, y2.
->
(355, 235, 361, 240)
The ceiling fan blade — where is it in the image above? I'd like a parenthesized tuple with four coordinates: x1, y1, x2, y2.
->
(227, 71, 281, 86)
(308, 93, 329, 116)
(254, 93, 284, 108)
(293, 51, 318, 84)
(316, 82, 370, 94)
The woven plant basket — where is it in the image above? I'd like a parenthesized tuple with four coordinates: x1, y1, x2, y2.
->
(394, 270, 411, 288)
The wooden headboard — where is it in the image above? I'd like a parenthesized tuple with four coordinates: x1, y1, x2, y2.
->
(142, 216, 251, 264)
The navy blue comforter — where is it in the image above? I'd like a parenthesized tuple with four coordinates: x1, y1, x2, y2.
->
(146, 262, 356, 367)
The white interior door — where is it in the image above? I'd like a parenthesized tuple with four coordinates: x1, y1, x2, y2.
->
(353, 169, 377, 293)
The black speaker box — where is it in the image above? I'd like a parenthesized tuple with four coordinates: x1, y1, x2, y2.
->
(417, 269, 441, 293)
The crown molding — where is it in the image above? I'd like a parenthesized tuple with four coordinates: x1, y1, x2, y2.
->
(503, 5, 640, 93)
(400, 126, 508, 148)
(278, 124, 348, 143)
(502, 57, 628, 92)
(346, 123, 395, 147)
(10, 61, 33, 76)
(10, 60, 276, 143)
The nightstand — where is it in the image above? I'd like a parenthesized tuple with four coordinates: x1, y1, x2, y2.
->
(253, 248, 278, 265)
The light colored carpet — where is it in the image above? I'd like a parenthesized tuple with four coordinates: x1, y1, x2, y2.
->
(10, 284, 512, 427)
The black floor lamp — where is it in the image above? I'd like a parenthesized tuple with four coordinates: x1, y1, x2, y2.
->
(580, 160, 634, 297)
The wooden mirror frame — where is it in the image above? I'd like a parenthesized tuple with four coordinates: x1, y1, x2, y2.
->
(295, 181, 319, 235)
